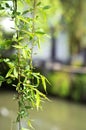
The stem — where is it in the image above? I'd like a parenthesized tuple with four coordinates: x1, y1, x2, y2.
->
(13, 0, 21, 130)
(30, 0, 36, 70)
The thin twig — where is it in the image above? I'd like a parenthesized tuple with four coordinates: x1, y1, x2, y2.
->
(30, 0, 36, 70)
(13, 0, 21, 130)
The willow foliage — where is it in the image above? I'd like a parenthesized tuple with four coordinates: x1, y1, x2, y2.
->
(0, 0, 50, 130)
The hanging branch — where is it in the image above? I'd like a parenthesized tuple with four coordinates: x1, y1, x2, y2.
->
(13, 0, 21, 129)
(0, 0, 49, 129)
(30, 0, 36, 70)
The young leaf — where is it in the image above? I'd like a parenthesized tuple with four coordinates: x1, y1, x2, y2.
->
(3, 58, 10, 63)
(25, 106, 31, 109)
(17, 16, 30, 24)
(31, 72, 40, 86)
(13, 45, 23, 49)
(21, 29, 33, 38)
(36, 92, 40, 110)
(7, 62, 14, 68)
(37, 2, 41, 6)
(35, 31, 46, 35)
(7, 78, 12, 84)
(37, 38, 40, 48)
(36, 89, 49, 100)
(6, 68, 14, 78)
(0, 76, 5, 86)
(0, 76, 5, 81)
(22, 10, 29, 15)
(13, 68, 18, 78)
(18, 37, 24, 42)
(28, 120, 33, 129)
(41, 75, 47, 92)
(43, 5, 51, 10)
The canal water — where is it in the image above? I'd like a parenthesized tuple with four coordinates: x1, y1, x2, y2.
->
(0, 91, 86, 130)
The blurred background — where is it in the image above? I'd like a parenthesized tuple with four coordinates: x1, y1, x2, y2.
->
(0, 0, 86, 130)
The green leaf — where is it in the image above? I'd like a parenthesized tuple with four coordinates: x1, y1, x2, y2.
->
(17, 16, 30, 24)
(5, 3, 10, 8)
(22, 10, 29, 15)
(24, 84, 36, 88)
(25, 106, 31, 109)
(0, 76, 5, 81)
(21, 30, 33, 37)
(16, 82, 21, 91)
(35, 31, 46, 35)
(36, 92, 40, 110)
(37, 2, 41, 6)
(3, 58, 10, 63)
(0, 76, 5, 86)
(45, 77, 51, 86)
(41, 75, 47, 92)
(31, 87, 48, 100)
(13, 68, 18, 78)
(31, 73, 40, 86)
(6, 62, 14, 68)
(13, 45, 23, 49)
(6, 68, 14, 78)
(37, 38, 40, 48)
(36, 89, 49, 100)
(7, 78, 12, 84)
(28, 120, 33, 129)
(43, 5, 51, 10)
(18, 37, 24, 42)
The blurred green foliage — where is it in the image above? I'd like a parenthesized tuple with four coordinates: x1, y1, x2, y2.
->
(47, 72, 86, 102)
(71, 74, 86, 101)
(47, 72, 70, 97)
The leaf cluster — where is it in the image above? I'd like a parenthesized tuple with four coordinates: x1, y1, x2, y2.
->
(0, 0, 49, 129)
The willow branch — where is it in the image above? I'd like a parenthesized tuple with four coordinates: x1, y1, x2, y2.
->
(30, 0, 36, 70)
(13, 0, 21, 130)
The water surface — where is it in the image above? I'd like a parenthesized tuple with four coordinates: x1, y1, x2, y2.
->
(0, 92, 86, 130)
